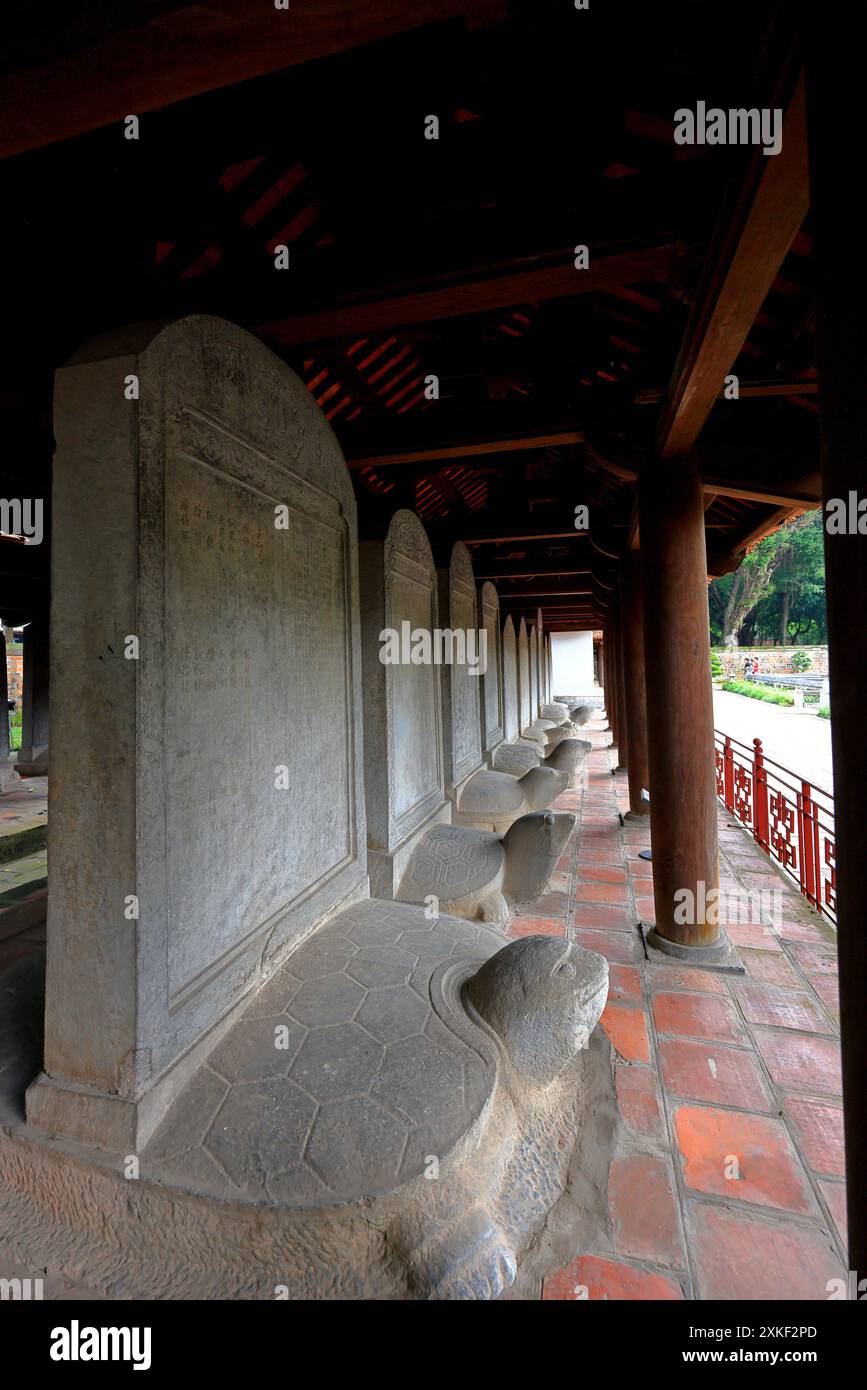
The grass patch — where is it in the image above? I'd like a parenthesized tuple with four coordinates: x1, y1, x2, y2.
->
(817, 706, 831, 720)
(7, 707, 22, 751)
(720, 679, 794, 707)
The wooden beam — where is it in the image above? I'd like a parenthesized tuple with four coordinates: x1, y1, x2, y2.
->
(656, 74, 809, 457)
(473, 565, 592, 580)
(731, 506, 801, 554)
(348, 429, 585, 469)
(636, 377, 818, 405)
(0, 1, 507, 159)
(260, 243, 674, 346)
(702, 478, 819, 508)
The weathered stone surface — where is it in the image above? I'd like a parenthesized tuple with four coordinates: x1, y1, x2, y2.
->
(359, 509, 449, 897)
(502, 616, 519, 742)
(28, 315, 367, 1150)
(143, 900, 499, 1204)
(454, 766, 564, 833)
(529, 624, 539, 722)
(467, 938, 608, 1085)
(438, 543, 484, 796)
(478, 581, 504, 754)
(517, 618, 531, 733)
(397, 811, 574, 928)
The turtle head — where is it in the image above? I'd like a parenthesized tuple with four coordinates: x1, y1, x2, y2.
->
(543, 738, 592, 776)
(502, 810, 574, 898)
(515, 765, 565, 810)
(465, 937, 609, 1085)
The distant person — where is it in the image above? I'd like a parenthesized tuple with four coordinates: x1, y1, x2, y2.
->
(753, 657, 760, 679)
(743, 657, 753, 682)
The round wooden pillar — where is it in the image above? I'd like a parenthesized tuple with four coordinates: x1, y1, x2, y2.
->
(639, 455, 721, 953)
(622, 551, 649, 819)
(614, 591, 629, 772)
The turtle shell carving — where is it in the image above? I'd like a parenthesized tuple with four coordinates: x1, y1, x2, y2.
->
(398, 823, 504, 899)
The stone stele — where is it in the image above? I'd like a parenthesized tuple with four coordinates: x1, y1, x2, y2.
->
(4, 314, 614, 1302)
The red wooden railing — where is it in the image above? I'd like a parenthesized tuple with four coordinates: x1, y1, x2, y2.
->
(714, 731, 837, 926)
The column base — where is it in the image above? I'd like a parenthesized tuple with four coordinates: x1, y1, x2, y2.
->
(623, 809, 650, 824)
(640, 921, 745, 975)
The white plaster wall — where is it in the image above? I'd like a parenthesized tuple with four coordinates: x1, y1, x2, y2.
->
(551, 631, 595, 695)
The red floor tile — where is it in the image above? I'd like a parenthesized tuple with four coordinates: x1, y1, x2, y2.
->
(725, 921, 783, 952)
(572, 880, 630, 906)
(573, 926, 640, 965)
(616, 1062, 664, 1139)
(506, 916, 566, 939)
(572, 902, 635, 933)
(674, 1105, 816, 1215)
(731, 981, 832, 1035)
(806, 973, 839, 1019)
(645, 963, 727, 995)
(782, 1096, 845, 1177)
(739, 949, 801, 987)
(609, 1154, 683, 1266)
(607, 963, 642, 1004)
(658, 1037, 773, 1112)
(779, 918, 835, 945)
(788, 941, 838, 975)
(542, 1254, 684, 1301)
(601, 1002, 650, 1063)
(751, 1027, 843, 1096)
(627, 876, 654, 895)
(653, 991, 745, 1045)
(513, 890, 568, 918)
(818, 1180, 848, 1249)
(689, 1204, 844, 1300)
(577, 848, 626, 868)
(576, 864, 627, 885)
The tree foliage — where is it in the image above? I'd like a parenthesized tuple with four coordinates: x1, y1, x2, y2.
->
(708, 512, 826, 647)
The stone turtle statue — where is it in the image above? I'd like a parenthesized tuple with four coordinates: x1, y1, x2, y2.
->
(492, 736, 590, 779)
(540, 701, 572, 723)
(397, 810, 574, 927)
(453, 764, 564, 832)
(569, 705, 593, 726)
(401, 934, 610, 1298)
(99, 908, 610, 1302)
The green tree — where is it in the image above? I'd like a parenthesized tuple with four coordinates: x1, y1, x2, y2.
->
(708, 512, 826, 647)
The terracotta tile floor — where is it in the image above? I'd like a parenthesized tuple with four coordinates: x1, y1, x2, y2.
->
(508, 711, 847, 1301)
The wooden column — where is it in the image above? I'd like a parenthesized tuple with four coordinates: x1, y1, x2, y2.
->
(622, 551, 650, 819)
(808, 37, 866, 1277)
(640, 455, 721, 953)
(610, 592, 627, 769)
(615, 590, 630, 772)
(602, 625, 616, 742)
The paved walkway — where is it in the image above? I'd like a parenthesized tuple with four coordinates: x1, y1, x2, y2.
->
(713, 689, 834, 793)
(0, 723, 846, 1301)
(509, 712, 846, 1301)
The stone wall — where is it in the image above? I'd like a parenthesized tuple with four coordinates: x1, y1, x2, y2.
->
(714, 646, 829, 677)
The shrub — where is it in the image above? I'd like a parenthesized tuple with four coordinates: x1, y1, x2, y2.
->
(790, 651, 812, 672)
(721, 679, 794, 707)
(710, 651, 724, 677)
(817, 705, 831, 720)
